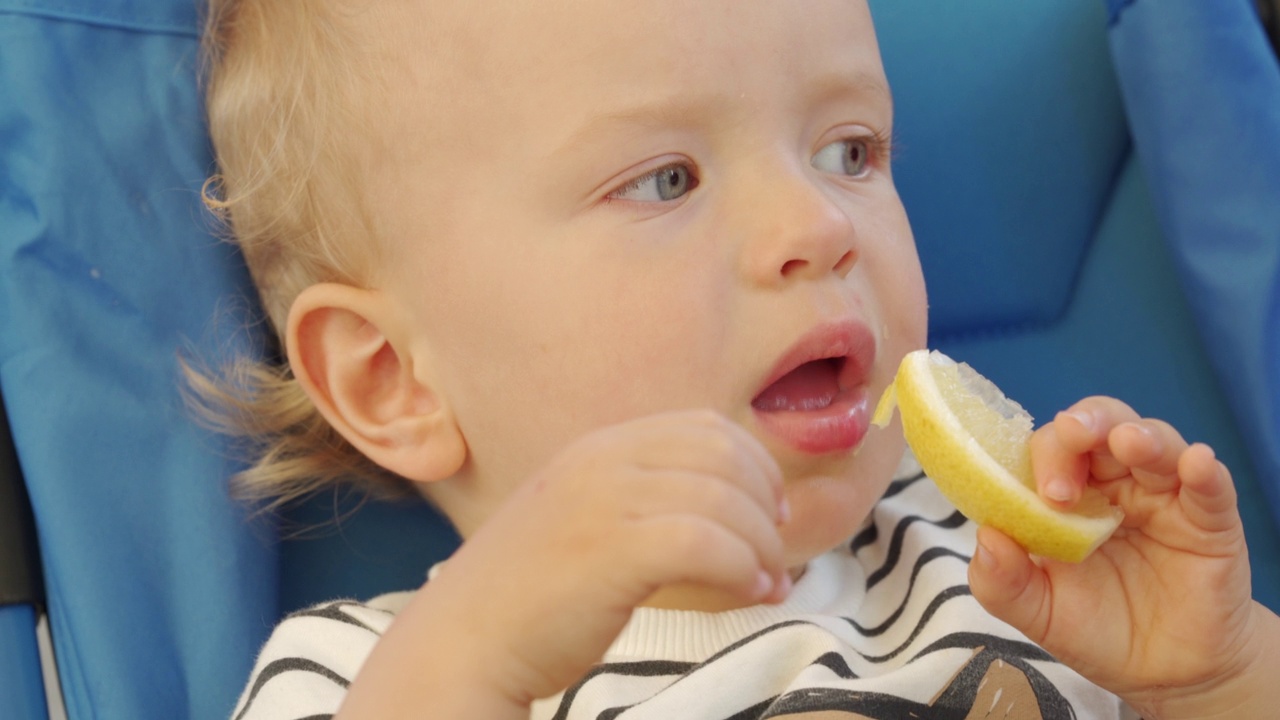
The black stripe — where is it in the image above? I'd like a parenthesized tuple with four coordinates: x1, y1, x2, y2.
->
(811, 650, 858, 679)
(591, 683, 779, 720)
(880, 470, 927, 500)
(849, 521, 878, 553)
(760, 639, 1076, 720)
(910, 631, 1059, 664)
(233, 658, 350, 720)
(763, 687, 940, 719)
(551, 660, 694, 720)
(850, 471, 929, 554)
(854, 585, 972, 664)
(865, 511, 967, 590)
(692, 619, 812, 669)
(287, 601, 386, 635)
(555, 621, 816, 719)
(848, 546, 970, 637)
(595, 650, 860, 719)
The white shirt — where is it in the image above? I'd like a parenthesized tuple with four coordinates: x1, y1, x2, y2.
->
(231, 457, 1133, 719)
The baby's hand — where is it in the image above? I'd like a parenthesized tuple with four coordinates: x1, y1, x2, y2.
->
(417, 410, 789, 709)
(967, 396, 1275, 718)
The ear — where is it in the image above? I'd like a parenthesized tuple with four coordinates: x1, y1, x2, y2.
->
(285, 283, 466, 484)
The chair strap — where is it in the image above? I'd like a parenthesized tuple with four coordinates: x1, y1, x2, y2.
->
(1260, 0, 1280, 56)
(0, 387, 44, 608)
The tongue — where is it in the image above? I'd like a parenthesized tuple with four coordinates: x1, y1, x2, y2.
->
(752, 359, 840, 412)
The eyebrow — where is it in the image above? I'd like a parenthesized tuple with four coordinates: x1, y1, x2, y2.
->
(807, 71, 894, 113)
(556, 71, 893, 156)
(554, 95, 718, 156)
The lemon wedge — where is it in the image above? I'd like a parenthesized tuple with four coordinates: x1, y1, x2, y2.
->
(873, 349, 1123, 562)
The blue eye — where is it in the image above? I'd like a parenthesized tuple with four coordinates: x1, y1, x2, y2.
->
(812, 138, 871, 177)
(610, 163, 698, 202)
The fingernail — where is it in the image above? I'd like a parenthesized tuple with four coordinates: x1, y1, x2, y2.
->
(778, 497, 792, 525)
(777, 572, 793, 598)
(1062, 410, 1095, 434)
(754, 570, 774, 598)
(1131, 423, 1160, 447)
(1044, 477, 1075, 504)
(974, 541, 998, 573)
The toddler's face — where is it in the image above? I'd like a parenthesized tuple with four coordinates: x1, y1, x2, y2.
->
(369, 0, 927, 565)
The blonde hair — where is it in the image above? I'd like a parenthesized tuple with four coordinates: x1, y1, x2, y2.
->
(192, 0, 410, 505)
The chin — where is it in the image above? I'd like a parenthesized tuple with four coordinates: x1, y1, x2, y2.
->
(780, 438, 904, 566)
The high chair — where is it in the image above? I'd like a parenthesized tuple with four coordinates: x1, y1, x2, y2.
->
(1, 0, 1277, 717)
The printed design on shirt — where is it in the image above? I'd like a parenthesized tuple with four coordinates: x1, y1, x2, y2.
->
(759, 632, 1075, 719)
(554, 625, 1075, 720)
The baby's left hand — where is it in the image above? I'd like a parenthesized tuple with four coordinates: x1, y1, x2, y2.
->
(967, 396, 1275, 718)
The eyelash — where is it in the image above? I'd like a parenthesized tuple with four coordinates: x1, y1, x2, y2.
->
(607, 163, 698, 203)
(821, 129, 895, 178)
(855, 129, 895, 168)
(602, 128, 895, 204)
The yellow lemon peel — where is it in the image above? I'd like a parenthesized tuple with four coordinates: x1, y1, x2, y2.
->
(875, 349, 1122, 563)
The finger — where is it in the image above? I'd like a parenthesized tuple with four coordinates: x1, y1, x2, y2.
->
(1053, 398, 1140, 482)
(627, 470, 788, 583)
(715, 413, 787, 512)
(1029, 423, 1090, 508)
(1178, 443, 1241, 534)
(653, 411, 786, 521)
(967, 527, 1051, 646)
(626, 515, 777, 604)
(1054, 396, 1142, 454)
(1107, 419, 1188, 494)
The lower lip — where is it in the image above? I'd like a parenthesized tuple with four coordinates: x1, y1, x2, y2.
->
(752, 386, 871, 455)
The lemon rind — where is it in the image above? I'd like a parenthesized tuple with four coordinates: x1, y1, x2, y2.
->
(895, 350, 1123, 563)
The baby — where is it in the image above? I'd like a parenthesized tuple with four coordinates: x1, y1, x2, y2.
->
(201, 0, 1280, 718)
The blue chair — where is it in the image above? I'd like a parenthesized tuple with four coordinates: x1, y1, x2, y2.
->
(1, 1, 1276, 718)
(873, 0, 1280, 606)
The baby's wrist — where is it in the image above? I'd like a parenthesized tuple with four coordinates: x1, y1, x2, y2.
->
(1131, 601, 1277, 720)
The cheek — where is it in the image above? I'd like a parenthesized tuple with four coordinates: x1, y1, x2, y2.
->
(865, 217, 928, 355)
(430, 245, 731, 479)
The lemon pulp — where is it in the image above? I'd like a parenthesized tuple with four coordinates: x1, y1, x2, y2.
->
(874, 350, 1122, 563)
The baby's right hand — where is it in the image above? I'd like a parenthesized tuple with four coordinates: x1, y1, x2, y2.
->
(429, 410, 789, 708)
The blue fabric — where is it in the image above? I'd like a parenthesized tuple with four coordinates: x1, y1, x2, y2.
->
(930, 159, 1280, 609)
(0, 605, 47, 720)
(869, 0, 1128, 337)
(0, 6, 276, 720)
(870, 0, 1280, 610)
(1108, 0, 1280, 530)
(0, 0, 196, 35)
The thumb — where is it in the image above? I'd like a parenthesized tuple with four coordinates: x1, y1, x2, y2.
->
(968, 527, 1052, 644)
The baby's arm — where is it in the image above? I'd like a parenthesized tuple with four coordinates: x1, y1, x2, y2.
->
(334, 410, 790, 719)
(968, 396, 1280, 719)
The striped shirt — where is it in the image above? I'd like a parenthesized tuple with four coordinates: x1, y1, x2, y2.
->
(232, 457, 1133, 719)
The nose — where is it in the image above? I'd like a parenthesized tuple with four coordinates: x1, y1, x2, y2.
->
(737, 166, 859, 287)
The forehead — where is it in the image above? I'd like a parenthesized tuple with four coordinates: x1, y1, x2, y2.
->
(376, 0, 885, 137)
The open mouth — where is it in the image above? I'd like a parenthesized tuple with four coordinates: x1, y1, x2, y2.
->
(751, 357, 847, 412)
(750, 321, 877, 455)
